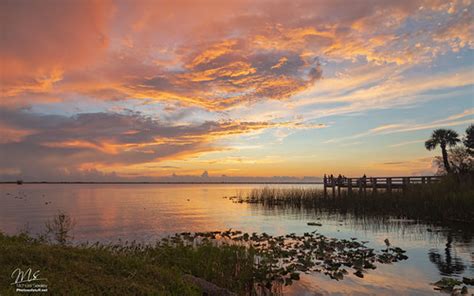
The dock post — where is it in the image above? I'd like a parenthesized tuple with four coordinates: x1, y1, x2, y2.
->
(358, 178, 362, 194)
(372, 178, 377, 193)
(427, 177, 431, 184)
(323, 175, 327, 197)
(332, 178, 336, 198)
(348, 178, 352, 194)
(402, 177, 408, 192)
(387, 177, 392, 193)
(337, 183, 341, 197)
(422, 177, 426, 184)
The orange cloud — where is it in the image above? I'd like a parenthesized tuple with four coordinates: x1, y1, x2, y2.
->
(3, 0, 471, 110)
(1, 0, 112, 97)
(271, 57, 289, 69)
(188, 40, 239, 68)
(0, 108, 325, 179)
(0, 123, 35, 144)
(1, 0, 472, 179)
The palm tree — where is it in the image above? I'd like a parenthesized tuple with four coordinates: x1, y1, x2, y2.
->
(464, 124, 474, 155)
(425, 129, 460, 174)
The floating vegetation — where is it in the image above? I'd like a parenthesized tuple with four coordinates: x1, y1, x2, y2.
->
(164, 229, 408, 290)
(7, 216, 408, 295)
(307, 222, 322, 226)
(10, 228, 405, 294)
(463, 277, 474, 285)
(432, 277, 470, 294)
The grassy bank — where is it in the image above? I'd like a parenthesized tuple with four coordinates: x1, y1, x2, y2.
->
(232, 175, 474, 223)
(0, 228, 409, 295)
(0, 233, 200, 295)
(0, 232, 259, 295)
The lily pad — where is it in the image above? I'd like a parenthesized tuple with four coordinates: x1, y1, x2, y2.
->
(432, 277, 463, 291)
(463, 277, 474, 285)
(165, 229, 408, 291)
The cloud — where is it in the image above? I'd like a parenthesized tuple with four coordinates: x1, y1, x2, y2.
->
(388, 139, 425, 148)
(431, 6, 474, 52)
(0, 108, 323, 180)
(326, 108, 473, 144)
(3, 0, 472, 110)
(437, 108, 474, 122)
(116, 43, 322, 110)
(1, 0, 472, 178)
(297, 65, 474, 119)
(370, 157, 435, 175)
(0, 0, 113, 97)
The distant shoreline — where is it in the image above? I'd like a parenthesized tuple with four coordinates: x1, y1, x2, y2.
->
(0, 181, 322, 185)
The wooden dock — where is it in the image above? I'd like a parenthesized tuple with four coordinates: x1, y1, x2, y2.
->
(323, 175, 442, 197)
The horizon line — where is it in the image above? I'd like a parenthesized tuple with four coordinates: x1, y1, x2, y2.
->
(0, 181, 323, 185)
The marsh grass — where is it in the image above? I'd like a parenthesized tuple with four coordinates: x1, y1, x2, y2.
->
(232, 175, 474, 223)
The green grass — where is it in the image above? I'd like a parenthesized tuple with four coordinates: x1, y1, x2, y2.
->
(0, 233, 200, 295)
(0, 231, 268, 295)
(234, 175, 474, 223)
(149, 240, 257, 293)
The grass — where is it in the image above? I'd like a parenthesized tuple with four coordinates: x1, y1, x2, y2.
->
(0, 227, 409, 295)
(148, 236, 258, 294)
(0, 233, 200, 295)
(231, 174, 474, 223)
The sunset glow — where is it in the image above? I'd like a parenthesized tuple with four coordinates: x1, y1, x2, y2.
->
(1, 0, 473, 180)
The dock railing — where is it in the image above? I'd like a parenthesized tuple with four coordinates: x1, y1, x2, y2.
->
(323, 175, 442, 197)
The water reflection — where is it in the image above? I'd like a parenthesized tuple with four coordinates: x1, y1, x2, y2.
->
(248, 202, 474, 243)
(246, 199, 474, 288)
(429, 232, 466, 276)
(1, 184, 473, 295)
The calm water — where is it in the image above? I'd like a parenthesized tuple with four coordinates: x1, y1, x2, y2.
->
(1, 184, 472, 295)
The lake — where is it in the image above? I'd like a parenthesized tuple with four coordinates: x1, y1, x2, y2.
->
(1, 184, 472, 295)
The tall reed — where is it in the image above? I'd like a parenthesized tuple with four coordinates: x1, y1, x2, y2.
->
(234, 175, 474, 223)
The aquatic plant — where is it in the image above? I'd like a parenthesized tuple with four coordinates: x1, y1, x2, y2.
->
(228, 175, 474, 223)
(431, 277, 470, 294)
(159, 229, 408, 292)
(44, 211, 76, 245)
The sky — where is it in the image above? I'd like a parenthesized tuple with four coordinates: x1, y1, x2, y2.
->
(0, 0, 473, 181)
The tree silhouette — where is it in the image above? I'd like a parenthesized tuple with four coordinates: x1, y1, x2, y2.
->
(425, 129, 460, 174)
(464, 124, 474, 156)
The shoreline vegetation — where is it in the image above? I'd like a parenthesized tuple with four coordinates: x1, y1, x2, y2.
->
(2, 176, 473, 295)
(222, 126, 474, 226)
(1, 179, 473, 295)
(1, 225, 409, 295)
(228, 174, 474, 224)
(1, 183, 472, 296)
(1, 127, 472, 294)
